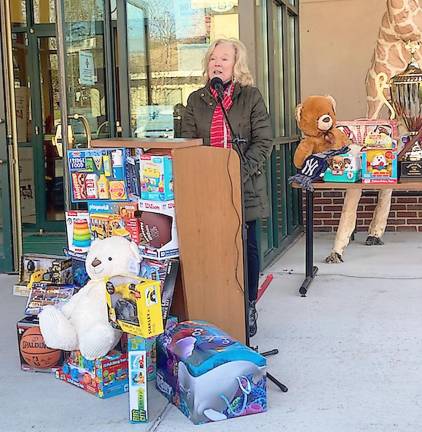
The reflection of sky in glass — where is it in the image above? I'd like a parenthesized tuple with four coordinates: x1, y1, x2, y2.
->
(127, 4, 146, 54)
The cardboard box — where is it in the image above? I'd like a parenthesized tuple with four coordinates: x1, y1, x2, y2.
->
(361, 148, 398, 184)
(66, 210, 91, 254)
(140, 153, 174, 201)
(105, 275, 164, 338)
(324, 152, 361, 183)
(56, 349, 128, 398)
(156, 320, 267, 425)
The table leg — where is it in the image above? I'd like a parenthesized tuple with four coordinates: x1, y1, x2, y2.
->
(299, 189, 318, 296)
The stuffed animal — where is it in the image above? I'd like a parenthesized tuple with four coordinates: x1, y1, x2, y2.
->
(39, 236, 141, 360)
(294, 95, 350, 169)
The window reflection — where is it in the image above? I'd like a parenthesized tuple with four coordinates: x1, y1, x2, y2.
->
(126, 0, 239, 138)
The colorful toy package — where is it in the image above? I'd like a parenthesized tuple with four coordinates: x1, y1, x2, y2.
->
(14, 254, 73, 296)
(125, 148, 143, 199)
(55, 349, 128, 398)
(25, 283, 75, 316)
(68, 148, 128, 202)
(66, 210, 91, 254)
(336, 119, 398, 148)
(323, 152, 361, 183)
(127, 335, 157, 423)
(140, 258, 179, 321)
(88, 201, 141, 244)
(140, 153, 174, 201)
(361, 148, 398, 184)
(138, 200, 179, 260)
(156, 320, 267, 425)
(105, 275, 164, 338)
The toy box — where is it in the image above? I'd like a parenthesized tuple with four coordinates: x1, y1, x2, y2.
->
(68, 148, 128, 202)
(138, 200, 179, 259)
(140, 258, 179, 321)
(105, 275, 164, 338)
(70, 255, 90, 289)
(17, 316, 66, 372)
(14, 254, 73, 296)
(140, 153, 174, 201)
(337, 119, 398, 148)
(25, 283, 75, 316)
(88, 201, 141, 244)
(56, 349, 128, 398)
(361, 148, 398, 184)
(156, 320, 267, 425)
(324, 152, 361, 183)
(127, 335, 158, 423)
(65, 210, 91, 254)
(125, 148, 143, 199)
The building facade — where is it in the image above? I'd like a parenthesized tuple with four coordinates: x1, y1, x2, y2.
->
(0, 0, 301, 272)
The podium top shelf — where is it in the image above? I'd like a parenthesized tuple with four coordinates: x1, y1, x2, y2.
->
(91, 138, 203, 150)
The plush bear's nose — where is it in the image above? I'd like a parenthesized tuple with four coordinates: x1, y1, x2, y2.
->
(91, 258, 102, 267)
(322, 115, 331, 123)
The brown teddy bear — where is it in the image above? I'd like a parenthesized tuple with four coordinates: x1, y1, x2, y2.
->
(294, 95, 350, 169)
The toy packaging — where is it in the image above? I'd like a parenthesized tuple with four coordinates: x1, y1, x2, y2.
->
(70, 255, 90, 289)
(25, 283, 75, 316)
(336, 119, 399, 148)
(361, 148, 398, 184)
(324, 152, 361, 183)
(105, 275, 164, 338)
(17, 316, 66, 373)
(140, 153, 174, 201)
(65, 210, 91, 254)
(156, 320, 267, 425)
(125, 148, 143, 199)
(68, 148, 128, 202)
(56, 349, 128, 398)
(127, 335, 157, 423)
(14, 254, 72, 296)
(140, 258, 179, 321)
(138, 200, 179, 259)
(88, 201, 141, 244)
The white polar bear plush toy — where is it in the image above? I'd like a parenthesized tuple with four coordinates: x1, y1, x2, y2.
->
(39, 236, 141, 360)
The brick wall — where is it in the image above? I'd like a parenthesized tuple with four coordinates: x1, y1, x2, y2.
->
(304, 190, 422, 233)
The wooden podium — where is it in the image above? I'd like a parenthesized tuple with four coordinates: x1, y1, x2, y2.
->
(92, 138, 246, 342)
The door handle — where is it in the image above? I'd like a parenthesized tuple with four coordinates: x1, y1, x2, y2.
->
(0, 159, 6, 165)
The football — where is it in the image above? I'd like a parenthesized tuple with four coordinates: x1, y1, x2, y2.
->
(139, 211, 172, 248)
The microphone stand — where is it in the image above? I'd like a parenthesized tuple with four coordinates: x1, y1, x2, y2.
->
(215, 92, 288, 393)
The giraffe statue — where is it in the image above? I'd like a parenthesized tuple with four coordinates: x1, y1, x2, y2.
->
(325, 0, 422, 264)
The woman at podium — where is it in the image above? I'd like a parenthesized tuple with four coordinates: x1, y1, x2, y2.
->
(181, 38, 273, 337)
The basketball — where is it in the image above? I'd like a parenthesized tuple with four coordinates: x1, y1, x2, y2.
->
(19, 326, 62, 369)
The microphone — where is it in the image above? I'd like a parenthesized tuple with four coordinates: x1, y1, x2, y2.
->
(210, 77, 224, 101)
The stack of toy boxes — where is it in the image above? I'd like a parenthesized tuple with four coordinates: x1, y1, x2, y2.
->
(324, 122, 362, 183)
(156, 320, 267, 425)
(336, 120, 398, 184)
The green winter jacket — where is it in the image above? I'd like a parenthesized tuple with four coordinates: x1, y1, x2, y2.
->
(181, 83, 273, 221)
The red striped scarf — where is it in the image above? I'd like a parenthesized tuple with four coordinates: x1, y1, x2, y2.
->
(209, 83, 234, 148)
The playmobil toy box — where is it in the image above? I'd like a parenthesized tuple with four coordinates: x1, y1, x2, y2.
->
(65, 210, 91, 254)
(17, 316, 67, 373)
(14, 254, 73, 296)
(127, 335, 157, 423)
(105, 275, 164, 338)
(156, 320, 267, 425)
(361, 148, 398, 184)
(68, 148, 128, 202)
(88, 201, 141, 244)
(138, 200, 179, 260)
(140, 153, 174, 201)
(337, 119, 398, 149)
(324, 151, 361, 183)
(56, 349, 128, 398)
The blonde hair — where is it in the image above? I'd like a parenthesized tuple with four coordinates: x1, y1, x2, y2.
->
(202, 38, 254, 87)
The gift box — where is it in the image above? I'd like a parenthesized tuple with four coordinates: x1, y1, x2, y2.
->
(323, 151, 361, 183)
(361, 148, 398, 184)
(140, 153, 174, 201)
(156, 320, 267, 425)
